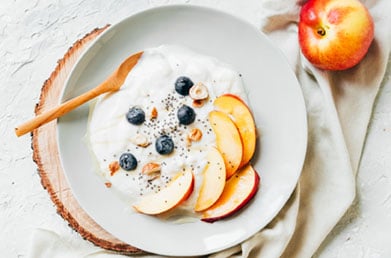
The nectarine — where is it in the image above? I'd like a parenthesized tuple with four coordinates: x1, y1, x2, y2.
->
(133, 170, 194, 215)
(298, 0, 374, 70)
(208, 110, 243, 179)
(214, 94, 256, 168)
(202, 164, 260, 223)
(194, 147, 226, 212)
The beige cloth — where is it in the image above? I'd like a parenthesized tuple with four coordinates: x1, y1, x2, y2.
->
(28, 0, 391, 257)
(222, 0, 390, 257)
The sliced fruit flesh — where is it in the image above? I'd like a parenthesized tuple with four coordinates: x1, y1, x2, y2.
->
(208, 110, 243, 179)
(133, 170, 194, 215)
(194, 147, 226, 212)
(214, 94, 256, 168)
(202, 164, 260, 222)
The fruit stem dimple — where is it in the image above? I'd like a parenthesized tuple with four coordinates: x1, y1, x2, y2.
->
(316, 26, 326, 36)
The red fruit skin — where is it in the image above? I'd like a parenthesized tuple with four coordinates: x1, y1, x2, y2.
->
(201, 169, 260, 223)
(298, 0, 374, 70)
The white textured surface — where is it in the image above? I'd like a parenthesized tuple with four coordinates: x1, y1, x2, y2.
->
(0, 0, 390, 257)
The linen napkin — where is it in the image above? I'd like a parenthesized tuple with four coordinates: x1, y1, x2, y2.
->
(28, 0, 391, 257)
(213, 0, 390, 257)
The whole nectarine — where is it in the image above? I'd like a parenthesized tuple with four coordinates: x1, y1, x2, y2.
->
(298, 0, 374, 70)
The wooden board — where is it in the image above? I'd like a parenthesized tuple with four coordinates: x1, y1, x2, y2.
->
(31, 26, 142, 254)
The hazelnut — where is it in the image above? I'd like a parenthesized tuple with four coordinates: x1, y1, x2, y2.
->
(109, 161, 120, 176)
(189, 82, 209, 100)
(142, 162, 161, 175)
(185, 136, 192, 147)
(151, 107, 158, 119)
(186, 128, 203, 146)
(189, 128, 203, 141)
(130, 133, 151, 147)
(192, 99, 205, 108)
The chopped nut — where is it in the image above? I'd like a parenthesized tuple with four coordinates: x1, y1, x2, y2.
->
(105, 182, 112, 188)
(186, 136, 192, 147)
(192, 99, 205, 108)
(151, 107, 158, 119)
(186, 128, 203, 146)
(109, 161, 120, 176)
(148, 173, 161, 181)
(142, 162, 161, 175)
(189, 82, 209, 100)
(188, 128, 203, 142)
(130, 133, 151, 147)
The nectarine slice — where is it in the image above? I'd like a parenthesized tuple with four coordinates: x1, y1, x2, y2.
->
(194, 147, 226, 212)
(133, 170, 194, 215)
(208, 110, 243, 179)
(214, 94, 256, 168)
(201, 164, 260, 223)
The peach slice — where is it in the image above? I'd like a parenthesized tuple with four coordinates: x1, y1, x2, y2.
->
(209, 110, 243, 179)
(201, 164, 260, 223)
(133, 170, 194, 215)
(194, 147, 226, 212)
(214, 94, 256, 168)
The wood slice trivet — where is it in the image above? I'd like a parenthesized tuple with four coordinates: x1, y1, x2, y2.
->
(31, 25, 143, 254)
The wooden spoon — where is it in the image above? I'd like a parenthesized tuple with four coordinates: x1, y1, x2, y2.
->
(15, 51, 143, 137)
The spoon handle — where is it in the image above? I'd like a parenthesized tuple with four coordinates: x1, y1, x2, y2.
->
(15, 51, 143, 137)
(15, 84, 110, 137)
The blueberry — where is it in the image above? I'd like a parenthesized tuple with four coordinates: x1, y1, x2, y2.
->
(126, 106, 145, 125)
(119, 153, 137, 171)
(175, 76, 194, 96)
(177, 105, 196, 125)
(155, 135, 174, 155)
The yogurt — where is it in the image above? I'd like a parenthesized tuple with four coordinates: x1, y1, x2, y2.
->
(87, 45, 247, 215)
